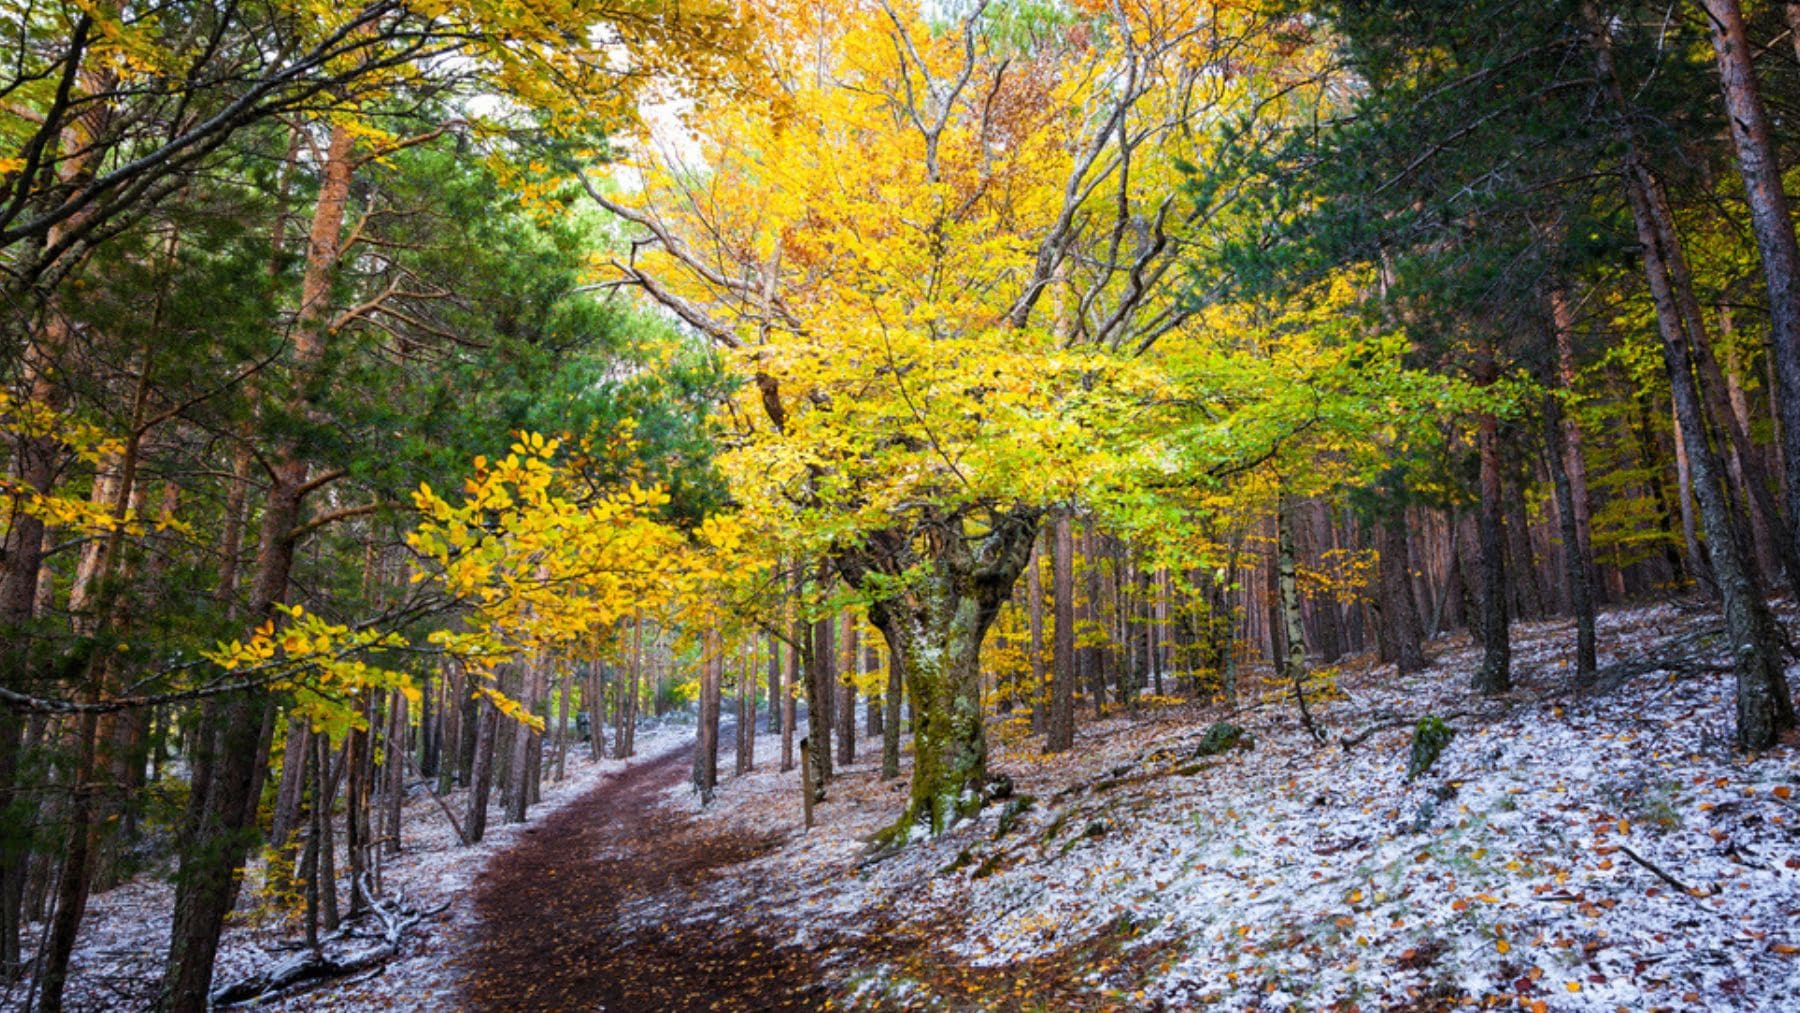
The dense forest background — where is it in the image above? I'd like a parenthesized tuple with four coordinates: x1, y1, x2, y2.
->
(2, 0, 1797, 1008)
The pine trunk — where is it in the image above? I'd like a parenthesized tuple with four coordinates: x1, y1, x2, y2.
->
(1589, 5, 1796, 749)
(1543, 390, 1599, 682)
(1378, 501, 1427, 674)
(1703, 0, 1800, 578)
(1473, 351, 1512, 695)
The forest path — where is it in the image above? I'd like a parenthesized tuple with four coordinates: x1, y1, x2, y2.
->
(458, 733, 826, 1011)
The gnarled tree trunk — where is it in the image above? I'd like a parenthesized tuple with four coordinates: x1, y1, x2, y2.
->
(852, 508, 1039, 838)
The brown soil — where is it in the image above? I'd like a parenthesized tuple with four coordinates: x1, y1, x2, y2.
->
(459, 743, 826, 1012)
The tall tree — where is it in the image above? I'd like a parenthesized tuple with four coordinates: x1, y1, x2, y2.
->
(1698, 0, 1800, 561)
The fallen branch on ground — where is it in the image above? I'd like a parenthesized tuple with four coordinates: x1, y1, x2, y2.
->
(210, 876, 448, 1006)
(1616, 844, 1727, 921)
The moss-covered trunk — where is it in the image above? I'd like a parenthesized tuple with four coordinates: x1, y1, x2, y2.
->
(849, 508, 1040, 840)
(877, 593, 988, 835)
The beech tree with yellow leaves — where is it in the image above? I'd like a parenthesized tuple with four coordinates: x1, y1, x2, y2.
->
(591, 0, 1351, 836)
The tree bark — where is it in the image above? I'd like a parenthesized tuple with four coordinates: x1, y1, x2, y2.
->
(692, 633, 721, 803)
(1217, 544, 1243, 706)
(836, 613, 857, 767)
(1278, 495, 1324, 743)
(1082, 522, 1107, 716)
(881, 651, 902, 780)
(1547, 287, 1611, 602)
(1027, 537, 1047, 732)
(846, 509, 1040, 838)
(1588, 4, 1795, 750)
(1543, 389, 1598, 683)
(1377, 488, 1428, 674)
(466, 698, 498, 844)
(1703, 0, 1800, 577)
(161, 120, 356, 1012)
(1473, 349, 1512, 696)
(767, 630, 783, 736)
(783, 587, 799, 774)
(805, 605, 833, 788)
(386, 690, 406, 856)
(1046, 509, 1076, 753)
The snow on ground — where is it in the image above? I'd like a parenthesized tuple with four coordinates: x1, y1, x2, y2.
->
(4, 720, 689, 1011)
(656, 600, 1800, 1010)
(14, 601, 1797, 1011)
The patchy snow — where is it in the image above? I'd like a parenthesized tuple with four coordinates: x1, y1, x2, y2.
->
(15, 601, 1800, 1010)
(647, 600, 1800, 1009)
(4, 721, 689, 1011)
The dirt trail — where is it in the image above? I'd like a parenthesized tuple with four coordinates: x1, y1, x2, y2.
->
(459, 741, 826, 1012)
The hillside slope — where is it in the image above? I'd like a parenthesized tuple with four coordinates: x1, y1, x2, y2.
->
(665, 600, 1800, 1011)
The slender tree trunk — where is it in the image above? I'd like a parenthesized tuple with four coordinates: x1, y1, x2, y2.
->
(734, 641, 749, 776)
(271, 719, 310, 852)
(1703, 0, 1800, 573)
(837, 614, 857, 766)
(1589, 5, 1796, 749)
(41, 395, 162, 1009)
(345, 695, 369, 915)
(1377, 491, 1428, 674)
(742, 638, 757, 774)
(866, 642, 883, 737)
(767, 630, 783, 736)
(1046, 509, 1076, 753)
(318, 741, 341, 933)
(1543, 390, 1598, 683)
(805, 607, 834, 791)
(1473, 350, 1512, 695)
(1548, 287, 1611, 602)
(783, 594, 798, 774)
(1027, 538, 1046, 732)
(0, 358, 57, 981)
(554, 665, 570, 782)
(584, 662, 603, 762)
(1505, 478, 1544, 622)
(301, 733, 322, 951)
(693, 633, 720, 803)
(418, 670, 436, 781)
(458, 669, 480, 784)
(1216, 543, 1243, 707)
(386, 689, 406, 856)
(614, 615, 642, 760)
(881, 653, 902, 780)
(466, 698, 498, 844)
(1278, 495, 1324, 743)
(1083, 522, 1107, 716)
